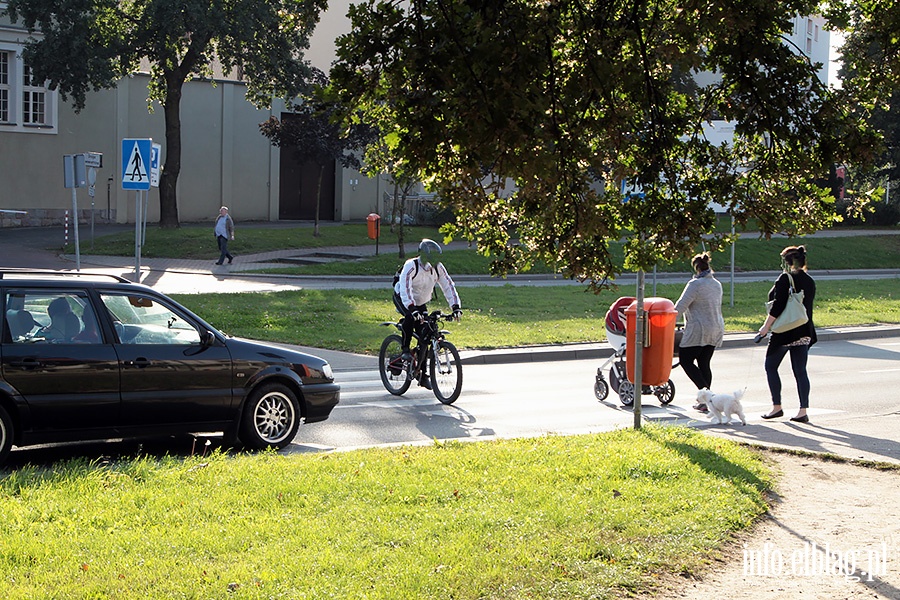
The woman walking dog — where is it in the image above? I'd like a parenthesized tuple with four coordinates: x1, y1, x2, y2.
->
(673, 252, 725, 413)
(759, 245, 817, 423)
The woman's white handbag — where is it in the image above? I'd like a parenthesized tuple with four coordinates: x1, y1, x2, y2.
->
(767, 272, 808, 334)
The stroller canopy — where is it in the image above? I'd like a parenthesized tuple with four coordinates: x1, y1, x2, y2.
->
(605, 297, 635, 336)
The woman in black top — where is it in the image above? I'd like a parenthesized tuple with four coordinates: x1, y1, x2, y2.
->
(758, 245, 817, 423)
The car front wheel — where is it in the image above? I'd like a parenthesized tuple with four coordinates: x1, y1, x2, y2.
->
(240, 383, 301, 450)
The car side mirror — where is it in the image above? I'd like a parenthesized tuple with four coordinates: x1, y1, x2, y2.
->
(200, 330, 217, 346)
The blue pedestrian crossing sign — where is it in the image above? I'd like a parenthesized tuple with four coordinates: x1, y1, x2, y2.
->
(121, 138, 152, 190)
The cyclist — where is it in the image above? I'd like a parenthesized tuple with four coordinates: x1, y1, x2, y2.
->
(393, 238, 462, 389)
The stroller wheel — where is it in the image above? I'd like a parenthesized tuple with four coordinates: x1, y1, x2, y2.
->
(654, 380, 676, 405)
(594, 376, 610, 401)
(609, 361, 625, 394)
(618, 380, 635, 407)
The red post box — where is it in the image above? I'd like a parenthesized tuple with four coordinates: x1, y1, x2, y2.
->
(625, 297, 677, 386)
(366, 213, 380, 240)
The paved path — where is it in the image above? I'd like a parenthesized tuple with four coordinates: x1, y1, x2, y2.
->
(4, 223, 897, 292)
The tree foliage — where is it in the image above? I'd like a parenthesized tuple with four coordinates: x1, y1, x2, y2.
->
(829, 0, 900, 105)
(829, 0, 900, 204)
(331, 0, 878, 288)
(6, 0, 326, 227)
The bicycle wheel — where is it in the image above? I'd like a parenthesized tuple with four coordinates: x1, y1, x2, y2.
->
(430, 340, 462, 405)
(379, 334, 412, 395)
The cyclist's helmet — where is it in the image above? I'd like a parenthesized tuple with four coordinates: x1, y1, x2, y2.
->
(418, 238, 442, 262)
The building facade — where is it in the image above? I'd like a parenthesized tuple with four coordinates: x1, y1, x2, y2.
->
(0, 1, 388, 227)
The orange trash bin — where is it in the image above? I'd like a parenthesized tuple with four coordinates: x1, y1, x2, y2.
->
(625, 297, 677, 386)
(366, 213, 380, 240)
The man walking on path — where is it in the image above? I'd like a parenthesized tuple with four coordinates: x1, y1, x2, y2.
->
(214, 206, 235, 265)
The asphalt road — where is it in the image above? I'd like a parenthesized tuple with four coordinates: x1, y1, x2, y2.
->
(284, 334, 900, 464)
(4, 223, 900, 467)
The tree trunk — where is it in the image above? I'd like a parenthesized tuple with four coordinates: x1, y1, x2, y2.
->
(159, 74, 183, 229)
(393, 182, 405, 259)
(314, 164, 323, 237)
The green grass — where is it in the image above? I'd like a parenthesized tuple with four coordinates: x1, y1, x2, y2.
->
(63, 223, 441, 259)
(258, 246, 520, 277)
(0, 425, 773, 599)
(66, 222, 900, 273)
(172, 279, 900, 354)
(253, 234, 900, 275)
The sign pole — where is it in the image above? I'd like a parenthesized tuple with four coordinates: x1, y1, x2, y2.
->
(142, 191, 149, 246)
(88, 166, 97, 249)
(121, 138, 152, 280)
(634, 269, 644, 429)
(134, 191, 142, 280)
(71, 186, 81, 271)
(63, 153, 90, 271)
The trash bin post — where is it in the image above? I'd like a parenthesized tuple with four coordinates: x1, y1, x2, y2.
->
(366, 213, 381, 256)
(625, 297, 677, 387)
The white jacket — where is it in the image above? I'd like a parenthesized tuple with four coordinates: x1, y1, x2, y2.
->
(394, 258, 460, 309)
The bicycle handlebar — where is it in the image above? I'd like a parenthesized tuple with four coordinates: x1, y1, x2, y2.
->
(428, 310, 462, 323)
(379, 310, 457, 329)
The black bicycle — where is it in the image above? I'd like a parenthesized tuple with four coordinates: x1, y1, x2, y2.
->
(378, 310, 463, 405)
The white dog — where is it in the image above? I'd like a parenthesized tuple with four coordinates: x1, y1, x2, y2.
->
(696, 388, 746, 426)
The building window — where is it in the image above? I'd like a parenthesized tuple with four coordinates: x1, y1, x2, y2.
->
(0, 46, 57, 133)
(806, 38, 813, 54)
(807, 19, 813, 36)
(814, 25, 819, 42)
(0, 51, 10, 124)
(23, 63, 46, 125)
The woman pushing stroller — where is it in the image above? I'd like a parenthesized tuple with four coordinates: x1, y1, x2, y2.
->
(673, 252, 725, 413)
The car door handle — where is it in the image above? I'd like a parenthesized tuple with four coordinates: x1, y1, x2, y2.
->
(9, 358, 42, 369)
(123, 357, 152, 368)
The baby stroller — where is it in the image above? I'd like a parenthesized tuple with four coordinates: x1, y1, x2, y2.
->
(593, 296, 677, 407)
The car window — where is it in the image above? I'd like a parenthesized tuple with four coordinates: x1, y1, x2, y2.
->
(99, 292, 201, 345)
(4, 290, 100, 344)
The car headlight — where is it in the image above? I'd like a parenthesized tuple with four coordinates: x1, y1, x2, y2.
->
(322, 362, 334, 380)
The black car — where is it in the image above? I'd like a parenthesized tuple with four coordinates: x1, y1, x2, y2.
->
(0, 269, 339, 465)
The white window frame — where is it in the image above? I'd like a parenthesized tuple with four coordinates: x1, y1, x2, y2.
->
(0, 43, 58, 134)
(22, 61, 47, 125)
(0, 50, 10, 124)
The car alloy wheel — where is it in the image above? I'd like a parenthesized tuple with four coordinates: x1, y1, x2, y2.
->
(241, 383, 301, 450)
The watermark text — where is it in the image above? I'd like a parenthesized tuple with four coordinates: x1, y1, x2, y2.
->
(743, 542, 889, 582)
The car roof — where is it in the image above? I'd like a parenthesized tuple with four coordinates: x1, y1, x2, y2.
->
(0, 270, 154, 292)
